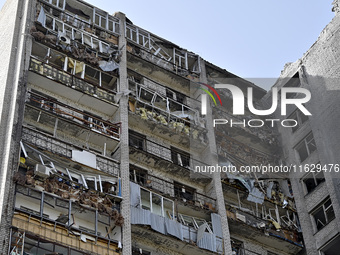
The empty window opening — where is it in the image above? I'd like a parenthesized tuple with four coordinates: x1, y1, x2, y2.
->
(129, 130, 146, 150)
(174, 181, 195, 201)
(171, 147, 190, 168)
(302, 169, 325, 194)
(295, 132, 317, 162)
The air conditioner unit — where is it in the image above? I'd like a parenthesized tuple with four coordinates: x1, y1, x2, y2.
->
(34, 164, 52, 178)
(58, 32, 71, 46)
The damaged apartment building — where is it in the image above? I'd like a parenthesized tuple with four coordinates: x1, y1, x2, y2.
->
(2, 0, 339, 255)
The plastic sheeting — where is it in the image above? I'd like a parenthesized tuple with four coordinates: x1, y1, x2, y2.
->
(267, 181, 274, 199)
(211, 213, 223, 238)
(130, 206, 151, 225)
(151, 214, 166, 234)
(247, 187, 265, 204)
(130, 182, 140, 207)
(279, 179, 293, 198)
(165, 218, 183, 240)
(38, 6, 46, 26)
(98, 60, 119, 71)
(197, 232, 217, 252)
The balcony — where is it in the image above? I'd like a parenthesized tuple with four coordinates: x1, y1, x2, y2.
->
(125, 24, 201, 81)
(38, 0, 120, 36)
(129, 137, 211, 185)
(21, 126, 120, 173)
(24, 91, 120, 153)
(10, 216, 120, 255)
(130, 167, 216, 214)
(130, 182, 223, 254)
(28, 57, 119, 116)
(128, 80, 207, 150)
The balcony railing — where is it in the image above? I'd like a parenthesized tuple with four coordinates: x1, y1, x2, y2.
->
(129, 138, 210, 179)
(29, 57, 117, 105)
(26, 91, 121, 140)
(130, 169, 216, 210)
(22, 126, 120, 175)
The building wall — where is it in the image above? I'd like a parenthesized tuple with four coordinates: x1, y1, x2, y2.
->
(266, 10, 340, 255)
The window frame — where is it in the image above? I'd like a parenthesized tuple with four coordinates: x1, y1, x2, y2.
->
(301, 167, 325, 194)
(311, 197, 336, 232)
(289, 110, 308, 133)
(295, 132, 317, 162)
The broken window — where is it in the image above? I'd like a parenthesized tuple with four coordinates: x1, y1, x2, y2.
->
(132, 247, 151, 255)
(319, 235, 340, 255)
(173, 48, 188, 69)
(50, 0, 65, 9)
(302, 169, 325, 194)
(129, 130, 146, 150)
(231, 239, 244, 255)
(140, 187, 174, 218)
(84, 65, 100, 85)
(93, 9, 108, 30)
(43, 194, 70, 224)
(312, 197, 335, 231)
(130, 166, 148, 186)
(31, 43, 49, 61)
(174, 181, 195, 201)
(289, 110, 308, 132)
(295, 132, 317, 162)
(171, 147, 190, 168)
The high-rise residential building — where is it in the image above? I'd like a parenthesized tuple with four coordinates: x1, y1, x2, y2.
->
(262, 2, 340, 254)
(1, 0, 338, 255)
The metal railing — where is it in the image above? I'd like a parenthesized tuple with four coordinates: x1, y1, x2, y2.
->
(29, 57, 117, 104)
(130, 169, 216, 210)
(26, 91, 121, 140)
(129, 138, 211, 178)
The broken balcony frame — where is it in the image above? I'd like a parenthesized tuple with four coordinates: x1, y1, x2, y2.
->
(93, 8, 120, 34)
(41, 13, 118, 54)
(31, 41, 118, 90)
(10, 214, 120, 255)
(22, 127, 121, 176)
(14, 184, 122, 243)
(39, 0, 91, 31)
(129, 79, 203, 129)
(125, 24, 201, 76)
(21, 141, 121, 196)
(25, 91, 121, 140)
(29, 57, 117, 105)
(40, 0, 120, 36)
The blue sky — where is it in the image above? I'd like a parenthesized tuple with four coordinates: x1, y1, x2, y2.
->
(0, 0, 335, 89)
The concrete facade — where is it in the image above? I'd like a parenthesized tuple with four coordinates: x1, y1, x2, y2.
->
(2, 0, 339, 254)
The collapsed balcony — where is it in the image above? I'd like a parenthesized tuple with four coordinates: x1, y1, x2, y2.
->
(24, 91, 120, 153)
(130, 182, 223, 254)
